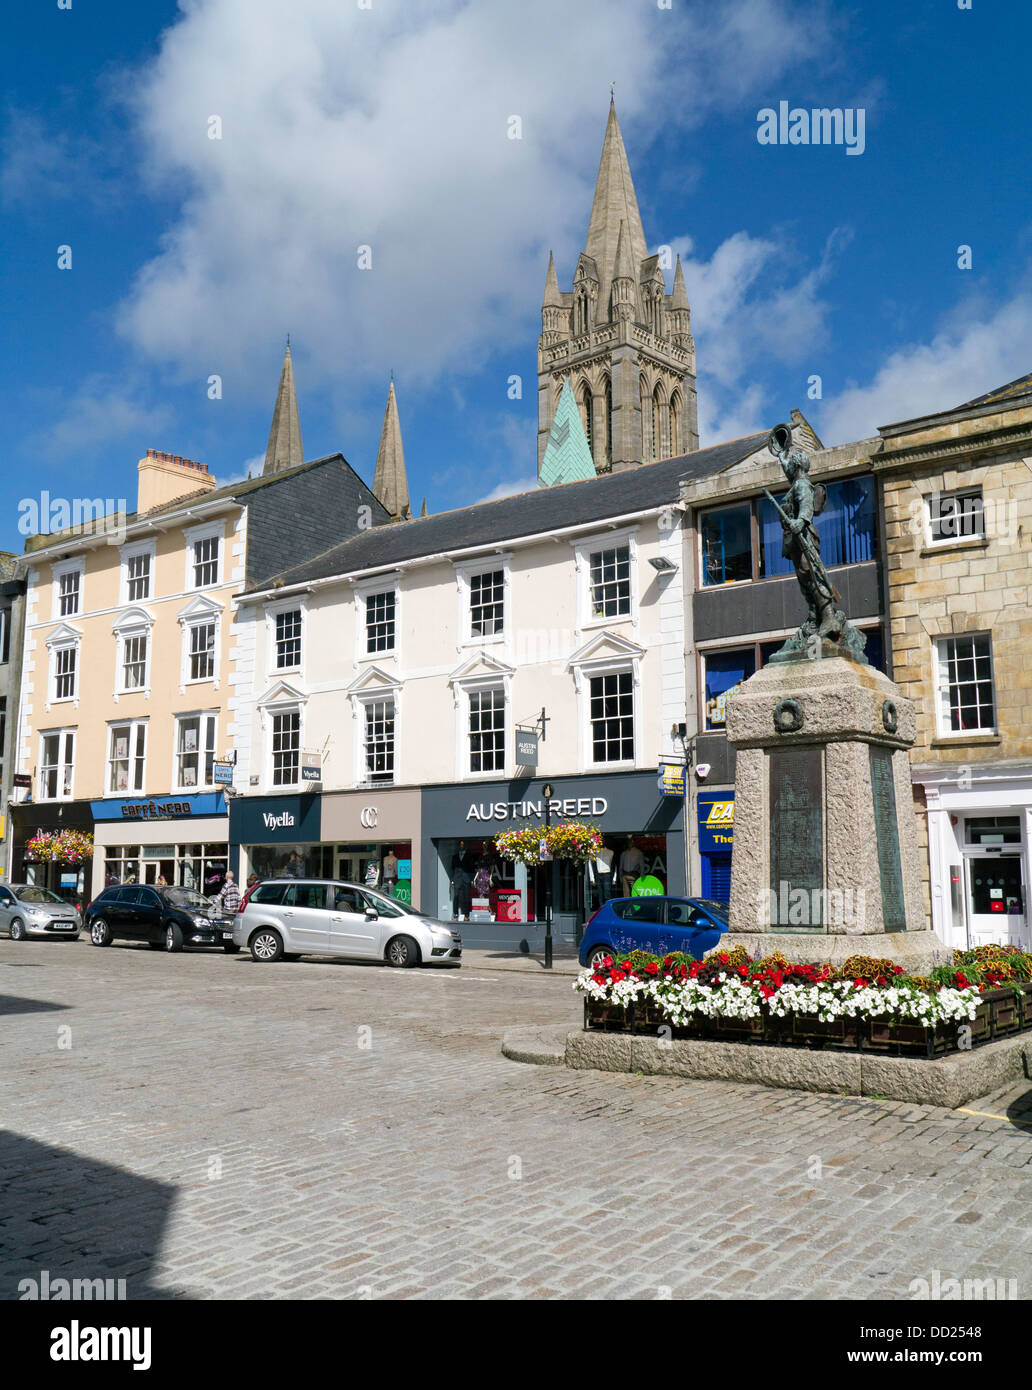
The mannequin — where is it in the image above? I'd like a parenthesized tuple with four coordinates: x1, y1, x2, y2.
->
(381, 846, 399, 891)
(619, 836, 644, 897)
(450, 842, 472, 920)
(593, 841, 616, 903)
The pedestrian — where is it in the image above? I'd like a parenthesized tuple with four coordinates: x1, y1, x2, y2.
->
(215, 870, 241, 916)
(246, 872, 259, 890)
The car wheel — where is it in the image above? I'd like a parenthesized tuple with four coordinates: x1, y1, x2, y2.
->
(89, 918, 113, 947)
(223, 941, 241, 954)
(587, 945, 613, 969)
(165, 923, 184, 954)
(9, 919, 27, 942)
(385, 935, 421, 968)
(250, 929, 283, 962)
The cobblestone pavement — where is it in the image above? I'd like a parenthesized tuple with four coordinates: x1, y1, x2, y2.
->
(2, 937, 1032, 1301)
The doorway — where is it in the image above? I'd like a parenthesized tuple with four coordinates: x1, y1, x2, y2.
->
(964, 854, 1026, 948)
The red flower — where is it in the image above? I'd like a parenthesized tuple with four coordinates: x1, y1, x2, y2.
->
(853, 978, 866, 989)
(645, 962, 659, 976)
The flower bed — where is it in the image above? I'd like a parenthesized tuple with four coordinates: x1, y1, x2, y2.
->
(575, 946, 1032, 1058)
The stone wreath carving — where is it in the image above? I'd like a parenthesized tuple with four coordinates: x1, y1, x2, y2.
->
(773, 698, 805, 734)
(882, 699, 898, 733)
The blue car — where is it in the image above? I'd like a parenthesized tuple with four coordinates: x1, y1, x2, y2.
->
(579, 896, 728, 970)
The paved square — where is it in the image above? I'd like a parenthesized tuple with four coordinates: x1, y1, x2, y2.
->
(2, 938, 1031, 1300)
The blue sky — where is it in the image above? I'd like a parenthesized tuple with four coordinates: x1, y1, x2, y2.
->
(2, 0, 1031, 553)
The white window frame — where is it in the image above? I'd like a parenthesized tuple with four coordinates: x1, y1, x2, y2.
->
(184, 521, 224, 592)
(119, 539, 156, 605)
(38, 727, 76, 801)
(353, 573, 401, 665)
(0, 608, 8, 666)
(934, 632, 997, 738)
(51, 558, 85, 621)
(172, 711, 219, 793)
(177, 595, 222, 692)
(357, 693, 397, 787)
(266, 597, 306, 676)
(571, 527, 639, 633)
(45, 624, 82, 709)
(269, 706, 303, 790)
(454, 555, 511, 650)
(568, 633, 644, 772)
(111, 607, 154, 700)
(106, 718, 148, 796)
(925, 486, 986, 548)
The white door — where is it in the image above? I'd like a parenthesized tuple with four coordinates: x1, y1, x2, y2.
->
(965, 855, 1026, 948)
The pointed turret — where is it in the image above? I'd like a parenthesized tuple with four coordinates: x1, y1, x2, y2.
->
(541, 250, 565, 344)
(263, 341, 304, 475)
(671, 254, 689, 309)
(372, 379, 411, 520)
(610, 220, 636, 323)
(668, 253, 693, 349)
(538, 379, 597, 487)
(543, 250, 561, 306)
(419, 498, 427, 518)
(585, 98, 648, 325)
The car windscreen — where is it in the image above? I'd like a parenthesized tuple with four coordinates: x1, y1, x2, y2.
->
(18, 887, 66, 904)
(696, 899, 729, 920)
(163, 888, 212, 911)
(362, 890, 419, 917)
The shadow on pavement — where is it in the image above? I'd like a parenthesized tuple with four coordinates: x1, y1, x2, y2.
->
(0, 995, 71, 1016)
(0, 1132, 180, 1301)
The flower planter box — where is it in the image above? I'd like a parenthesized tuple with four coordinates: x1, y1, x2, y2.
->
(583, 1001, 631, 1033)
(863, 1018, 954, 1057)
(783, 1015, 860, 1050)
(983, 987, 1021, 1038)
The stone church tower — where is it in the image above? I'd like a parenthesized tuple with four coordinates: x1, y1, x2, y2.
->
(537, 99, 699, 475)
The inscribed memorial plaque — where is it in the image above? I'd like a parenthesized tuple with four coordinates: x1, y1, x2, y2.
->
(769, 747, 823, 931)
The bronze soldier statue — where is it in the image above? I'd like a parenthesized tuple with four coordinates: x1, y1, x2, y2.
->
(765, 423, 867, 662)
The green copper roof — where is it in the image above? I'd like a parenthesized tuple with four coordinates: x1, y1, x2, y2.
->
(538, 380, 597, 487)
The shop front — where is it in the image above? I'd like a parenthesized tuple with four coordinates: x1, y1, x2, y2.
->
(231, 792, 323, 882)
(232, 789, 421, 899)
(917, 765, 1032, 952)
(9, 799, 95, 907)
(697, 791, 734, 903)
(91, 792, 229, 901)
(420, 771, 685, 949)
(320, 788, 420, 901)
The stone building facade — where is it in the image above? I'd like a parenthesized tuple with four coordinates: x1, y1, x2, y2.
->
(876, 374, 1032, 951)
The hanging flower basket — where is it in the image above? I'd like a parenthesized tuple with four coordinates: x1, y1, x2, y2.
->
(494, 822, 604, 867)
(25, 829, 95, 866)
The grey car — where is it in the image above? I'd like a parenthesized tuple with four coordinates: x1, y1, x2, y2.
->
(0, 884, 82, 941)
(235, 879, 462, 967)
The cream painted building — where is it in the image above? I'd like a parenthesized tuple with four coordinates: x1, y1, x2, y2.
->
(13, 424, 389, 901)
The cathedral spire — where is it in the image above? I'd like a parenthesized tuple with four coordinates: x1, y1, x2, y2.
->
(263, 341, 304, 475)
(585, 99, 648, 325)
(372, 378, 411, 520)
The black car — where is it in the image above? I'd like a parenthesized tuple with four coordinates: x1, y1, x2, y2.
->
(84, 884, 240, 954)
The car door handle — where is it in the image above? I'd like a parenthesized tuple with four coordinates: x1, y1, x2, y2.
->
(329, 915, 342, 922)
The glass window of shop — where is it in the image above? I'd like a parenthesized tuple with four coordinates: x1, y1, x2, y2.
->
(245, 842, 413, 896)
(436, 832, 668, 923)
(103, 842, 228, 894)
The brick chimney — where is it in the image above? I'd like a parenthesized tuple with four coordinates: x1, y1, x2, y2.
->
(137, 450, 217, 513)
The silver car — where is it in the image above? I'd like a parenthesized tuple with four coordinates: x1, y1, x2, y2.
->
(234, 879, 462, 967)
(0, 884, 82, 941)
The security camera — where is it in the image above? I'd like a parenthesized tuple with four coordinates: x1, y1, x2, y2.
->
(695, 763, 711, 780)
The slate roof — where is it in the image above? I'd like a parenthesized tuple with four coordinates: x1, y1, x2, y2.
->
(24, 452, 385, 555)
(252, 432, 768, 593)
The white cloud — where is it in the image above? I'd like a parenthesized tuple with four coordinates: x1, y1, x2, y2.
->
(115, 0, 832, 397)
(27, 376, 174, 460)
(815, 282, 1032, 443)
(478, 475, 538, 503)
